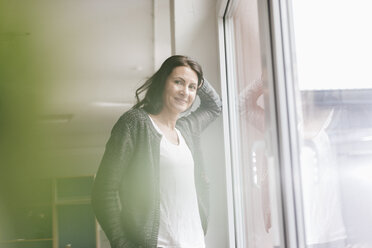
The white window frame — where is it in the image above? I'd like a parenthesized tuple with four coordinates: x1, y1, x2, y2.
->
(216, 0, 241, 247)
(217, 0, 307, 247)
(268, 1, 306, 247)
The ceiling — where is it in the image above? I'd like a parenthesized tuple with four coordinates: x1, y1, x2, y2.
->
(32, 0, 157, 151)
(1, 0, 172, 176)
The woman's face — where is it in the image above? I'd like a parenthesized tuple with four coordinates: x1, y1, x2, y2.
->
(162, 66, 198, 115)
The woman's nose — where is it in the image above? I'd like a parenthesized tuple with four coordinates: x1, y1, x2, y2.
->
(180, 87, 188, 96)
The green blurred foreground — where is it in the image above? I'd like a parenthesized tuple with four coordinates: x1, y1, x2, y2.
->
(0, 1, 49, 240)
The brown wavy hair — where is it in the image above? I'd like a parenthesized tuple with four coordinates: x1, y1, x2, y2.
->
(133, 55, 204, 114)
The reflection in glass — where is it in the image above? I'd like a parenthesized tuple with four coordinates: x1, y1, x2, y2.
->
(292, 1, 372, 247)
(299, 92, 347, 247)
(230, 0, 281, 247)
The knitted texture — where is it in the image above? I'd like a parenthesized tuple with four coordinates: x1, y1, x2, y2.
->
(92, 80, 222, 248)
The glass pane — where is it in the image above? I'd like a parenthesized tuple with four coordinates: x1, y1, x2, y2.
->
(231, 0, 282, 247)
(57, 204, 96, 248)
(291, 1, 372, 247)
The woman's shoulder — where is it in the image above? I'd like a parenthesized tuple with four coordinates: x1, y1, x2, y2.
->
(113, 107, 148, 131)
(120, 107, 147, 121)
(118, 107, 148, 124)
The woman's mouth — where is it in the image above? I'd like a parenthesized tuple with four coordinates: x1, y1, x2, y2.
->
(175, 98, 188, 104)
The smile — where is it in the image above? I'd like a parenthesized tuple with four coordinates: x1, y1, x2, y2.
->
(175, 98, 188, 104)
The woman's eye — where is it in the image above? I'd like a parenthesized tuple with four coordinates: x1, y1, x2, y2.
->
(175, 80, 182, 84)
(189, 85, 197, 90)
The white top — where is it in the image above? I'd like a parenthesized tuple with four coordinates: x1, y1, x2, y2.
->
(300, 111, 346, 245)
(148, 116, 205, 248)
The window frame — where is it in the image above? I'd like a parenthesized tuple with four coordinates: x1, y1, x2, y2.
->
(217, 0, 307, 247)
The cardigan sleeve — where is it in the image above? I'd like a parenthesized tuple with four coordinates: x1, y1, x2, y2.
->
(91, 116, 135, 248)
(178, 79, 222, 134)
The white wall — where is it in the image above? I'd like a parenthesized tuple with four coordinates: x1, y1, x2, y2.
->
(172, 1, 229, 247)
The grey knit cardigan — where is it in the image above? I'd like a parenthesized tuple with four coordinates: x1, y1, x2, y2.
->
(91, 80, 222, 248)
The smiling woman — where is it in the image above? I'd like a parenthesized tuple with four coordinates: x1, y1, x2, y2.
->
(161, 66, 198, 116)
(150, 66, 199, 145)
(91, 55, 222, 248)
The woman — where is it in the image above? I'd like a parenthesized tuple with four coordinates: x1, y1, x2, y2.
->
(92, 55, 222, 248)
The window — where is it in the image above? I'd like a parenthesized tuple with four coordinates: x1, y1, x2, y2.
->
(223, 0, 284, 247)
(290, 1, 372, 247)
